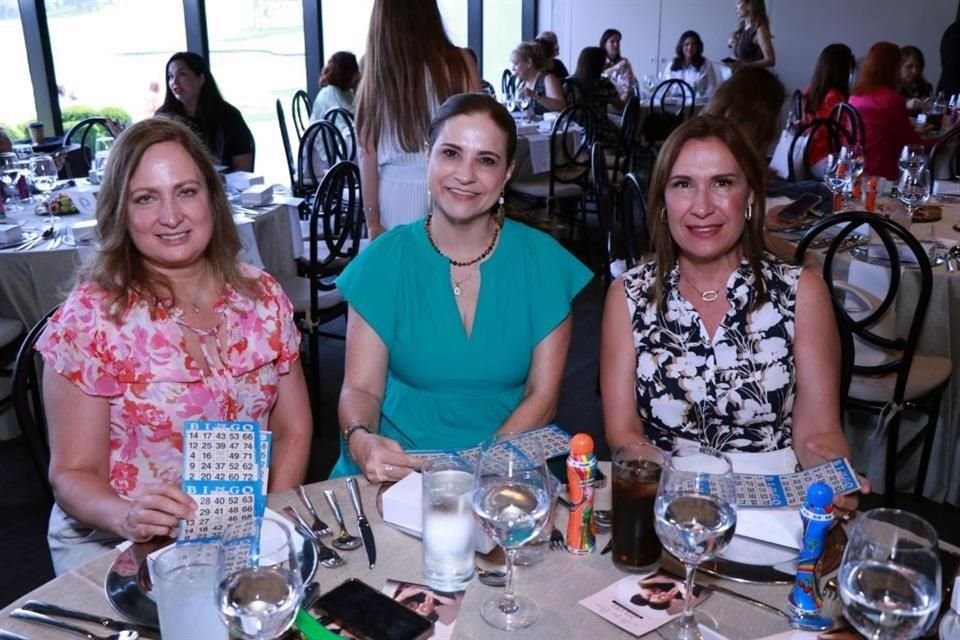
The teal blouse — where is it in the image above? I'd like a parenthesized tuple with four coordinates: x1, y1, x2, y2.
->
(329, 218, 592, 477)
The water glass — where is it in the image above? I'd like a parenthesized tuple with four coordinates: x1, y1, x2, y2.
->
(897, 168, 931, 220)
(513, 473, 561, 566)
(839, 509, 941, 639)
(898, 144, 927, 175)
(422, 455, 475, 591)
(654, 444, 737, 640)
(612, 442, 665, 573)
(0, 153, 21, 212)
(154, 541, 226, 640)
(824, 153, 852, 211)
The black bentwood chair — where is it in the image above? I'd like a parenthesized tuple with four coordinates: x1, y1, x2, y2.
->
(323, 107, 358, 162)
(62, 117, 114, 179)
(297, 120, 349, 204)
(928, 125, 960, 181)
(830, 101, 866, 149)
(785, 117, 854, 182)
(292, 89, 312, 140)
(795, 212, 951, 504)
(276, 99, 298, 196)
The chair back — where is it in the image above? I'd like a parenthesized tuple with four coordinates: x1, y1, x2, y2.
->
(323, 107, 357, 162)
(928, 125, 960, 181)
(297, 120, 348, 197)
(591, 142, 616, 287)
(276, 99, 297, 194)
(292, 89, 311, 140)
(501, 69, 520, 98)
(305, 161, 364, 293)
(561, 76, 586, 106)
(611, 95, 641, 182)
(62, 117, 114, 178)
(550, 103, 595, 189)
(621, 171, 651, 261)
(786, 117, 853, 182)
(480, 80, 496, 97)
(790, 89, 806, 123)
(830, 102, 866, 148)
(12, 306, 59, 503)
(644, 79, 695, 144)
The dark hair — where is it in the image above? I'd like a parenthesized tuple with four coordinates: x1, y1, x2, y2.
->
(322, 51, 359, 91)
(574, 47, 607, 91)
(647, 114, 768, 309)
(82, 117, 255, 321)
(705, 67, 785, 153)
(427, 93, 517, 165)
(599, 29, 622, 62)
(852, 42, 901, 95)
(806, 44, 855, 116)
(399, 593, 439, 623)
(158, 52, 227, 119)
(672, 31, 705, 71)
(536, 31, 559, 58)
(899, 45, 930, 93)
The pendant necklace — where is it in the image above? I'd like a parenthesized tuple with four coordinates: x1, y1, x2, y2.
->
(425, 215, 501, 295)
(681, 274, 721, 302)
(451, 269, 477, 296)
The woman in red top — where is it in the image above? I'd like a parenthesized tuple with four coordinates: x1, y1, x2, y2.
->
(803, 44, 856, 166)
(849, 42, 931, 179)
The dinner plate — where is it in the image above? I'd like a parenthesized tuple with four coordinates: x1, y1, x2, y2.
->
(849, 242, 946, 268)
(105, 532, 319, 627)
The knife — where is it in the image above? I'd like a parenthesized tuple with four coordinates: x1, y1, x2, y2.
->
(0, 629, 29, 640)
(345, 477, 376, 569)
(22, 600, 160, 638)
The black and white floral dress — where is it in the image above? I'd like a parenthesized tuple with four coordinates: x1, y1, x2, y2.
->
(624, 256, 801, 453)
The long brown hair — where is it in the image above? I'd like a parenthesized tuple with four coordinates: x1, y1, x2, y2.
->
(806, 44, 855, 116)
(738, 0, 770, 31)
(852, 42, 901, 95)
(355, 0, 471, 153)
(704, 67, 785, 155)
(647, 115, 768, 309)
(82, 116, 256, 320)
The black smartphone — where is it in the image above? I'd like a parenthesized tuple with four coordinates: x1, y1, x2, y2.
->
(314, 578, 434, 640)
(778, 193, 822, 223)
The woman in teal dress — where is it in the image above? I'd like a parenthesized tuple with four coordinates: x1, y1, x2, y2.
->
(332, 93, 592, 480)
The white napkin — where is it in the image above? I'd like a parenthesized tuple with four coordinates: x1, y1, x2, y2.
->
(0, 222, 23, 243)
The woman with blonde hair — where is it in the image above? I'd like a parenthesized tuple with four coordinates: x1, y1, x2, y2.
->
(356, 0, 480, 239)
(512, 41, 567, 115)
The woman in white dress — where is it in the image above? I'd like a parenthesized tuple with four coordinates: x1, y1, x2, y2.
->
(663, 31, 718, 99)
(355, 0, 480, 239)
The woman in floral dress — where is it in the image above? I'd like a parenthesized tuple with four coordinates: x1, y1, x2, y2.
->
(37, 118, 311, 574)
(600, 114, 860, 509)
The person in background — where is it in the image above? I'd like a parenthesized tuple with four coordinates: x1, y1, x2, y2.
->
(156, 52, 255, 172)
(850, 42, 932, 180)
(536, 31, 569, 79)
(803, 43, 857, 166)
(512, 41, 567, 116)
(309, 51, 360, 123)
(0, 127, 11, 154)
(36, 118, 311, 574)
(356, 0, 480, 239)
(601, 114, 860, 510)
(937, 20, 960, 98)
(899, 45, 933, 113)
(333, 94, 591, 481)
(727, 0, 775, 70)
(573, 46, 624, 145)
(600, 28, 636, 100)
(664, 30, 718, 99)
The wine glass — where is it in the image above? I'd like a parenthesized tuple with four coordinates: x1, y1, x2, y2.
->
(30, 154, 58, 227)
(898, 144, 927, 175)
(824, 152, 852, 212)
(518, 93, 532, 114)
(897, 168, 930, 221)
(838, 509, 941, 639)
(0, 153, 21, 212)
(217, 515, 303, 640)
(654, 444, 737, 640)
(472, 433, 552, 630)
(841, 144, 865, 196)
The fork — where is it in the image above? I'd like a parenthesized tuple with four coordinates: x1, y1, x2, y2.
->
(295, 486, 332, 537)
(281, 506, 345, 568)
(549, 526, 565, 550)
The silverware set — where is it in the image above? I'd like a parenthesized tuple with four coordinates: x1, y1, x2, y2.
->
(281, 505, 346, 568)
(9, 599, 161, 639)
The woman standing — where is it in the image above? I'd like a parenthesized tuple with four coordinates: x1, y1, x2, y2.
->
(600, 29, 637, 100)
(664, 31, 719, 99)
(512, 41, 567, 116)
(356, 0, 480, 239)
(333, 94, 591, 481)
(728, 0, 776, 70)
(156, 52, 254, 172)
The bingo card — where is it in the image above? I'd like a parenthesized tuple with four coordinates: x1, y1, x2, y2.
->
(735, 458, 862, 508)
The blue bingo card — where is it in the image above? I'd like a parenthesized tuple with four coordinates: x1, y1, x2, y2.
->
(734, 458, 862, 508)
(179, 421, 268, 543)
(410, 424, 571, 470)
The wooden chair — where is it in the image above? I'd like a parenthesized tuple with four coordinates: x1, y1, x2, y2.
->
(292, 90, 312, 140)
(795, 212, 951, 502)
(62, 117, 114, 179)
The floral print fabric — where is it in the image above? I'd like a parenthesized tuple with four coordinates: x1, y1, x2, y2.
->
(35, 264, 301, 498)
(623, 257, 800, 452)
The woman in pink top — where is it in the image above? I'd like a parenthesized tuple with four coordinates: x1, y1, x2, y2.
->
(849, 42, 930, 179)
(37, 118, 312, 574)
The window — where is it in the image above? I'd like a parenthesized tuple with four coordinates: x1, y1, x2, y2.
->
(45, 0, 186, 132)
(482, 0, 522, 87)
(207, 0, 305, 185)
(0, 4, 39, 139)
(437, 0, 468, 48)
(322, 0, 374, 62)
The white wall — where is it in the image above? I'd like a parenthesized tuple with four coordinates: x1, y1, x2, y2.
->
(539, 0, 958, 96)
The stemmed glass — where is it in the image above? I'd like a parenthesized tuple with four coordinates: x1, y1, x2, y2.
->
(838, 509, 941, 639)
(898, 144, 927, 175)
(841, 144, 865, 197)
(897, 168, 931, 221)
(217, 515, 303, 640)
(30, 154, 58, 231)
(472, 433, 552, 630)
(654, 444, 737, 640)
(0, 153, 21, 212)
(517, 93, 532, 115)
(824, 152, 853, 212)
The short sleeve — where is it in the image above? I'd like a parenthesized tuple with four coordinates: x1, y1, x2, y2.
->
(222, 104, 255, 160)
(258, 271, 301, 373)
(34, 285, 125, 397)
(335, 227, 407, 348)
(519, 224, 593, 344)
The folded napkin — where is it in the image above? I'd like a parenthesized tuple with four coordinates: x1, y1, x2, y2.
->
(934, 180, 960, 196)
(0, 222, 23, 244)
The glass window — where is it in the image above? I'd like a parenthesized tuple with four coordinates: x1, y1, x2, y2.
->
(482, 0, 522, 88)
(45, 0, 186, 132)
(207, 0, 305, 186)
(322, 0, 374, 62)
(437, 0, 468, 48)
(0, 4, 39, 140)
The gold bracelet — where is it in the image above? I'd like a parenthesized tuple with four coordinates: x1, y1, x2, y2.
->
(343, 422, 373, 449)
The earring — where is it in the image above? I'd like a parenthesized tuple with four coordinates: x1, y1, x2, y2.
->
(745, 203, 753, 221)
(660, 207, 667, 222)
(427, 189, 433, 213)
(495, 192, 506, 225)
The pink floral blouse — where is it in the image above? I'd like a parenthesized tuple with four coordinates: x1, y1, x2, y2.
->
(36, 264, 301, 499)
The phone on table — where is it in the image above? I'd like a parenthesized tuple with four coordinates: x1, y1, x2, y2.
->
(778, 193, 822, 223)
(314, 578, 434, 640)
